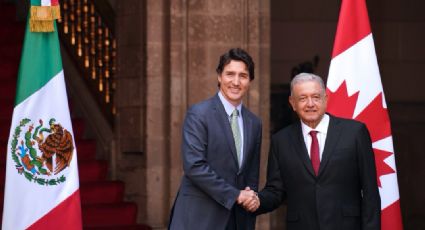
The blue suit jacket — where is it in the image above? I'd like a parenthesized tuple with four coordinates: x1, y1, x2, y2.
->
(169, 94, 262, 230)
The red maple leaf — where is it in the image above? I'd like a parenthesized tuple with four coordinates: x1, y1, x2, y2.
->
(326, 81, 359, 119)
(354, 93, 392, 143)
(327, 81, 395, 187)
(373, 149, 395, 187)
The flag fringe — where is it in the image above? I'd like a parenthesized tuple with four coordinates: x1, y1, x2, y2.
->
(30, 20, 54, 32)
(30, 5, 61, 32)
(30, 5, 61, 21)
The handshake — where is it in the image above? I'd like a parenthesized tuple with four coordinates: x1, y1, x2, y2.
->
(236, 187, 260, 212)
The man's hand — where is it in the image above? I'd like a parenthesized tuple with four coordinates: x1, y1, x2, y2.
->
(237, 187, 255, 204)
(237, 187, 260, 212)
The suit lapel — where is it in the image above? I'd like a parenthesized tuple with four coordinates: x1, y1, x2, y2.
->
(318, 115, 342, 177)
(291, 122, 316, 177)
(239, 106, 252, 172)
(213, 95, 239, 167)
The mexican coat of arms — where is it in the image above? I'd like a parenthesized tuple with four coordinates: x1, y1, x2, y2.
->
(10, 118, 74, 186)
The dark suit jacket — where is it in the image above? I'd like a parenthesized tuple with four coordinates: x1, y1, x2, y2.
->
(258, 114, 380, 230)
(169, 94, 262, 230)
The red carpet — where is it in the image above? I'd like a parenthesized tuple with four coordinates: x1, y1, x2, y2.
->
(0, 2, 150, 229)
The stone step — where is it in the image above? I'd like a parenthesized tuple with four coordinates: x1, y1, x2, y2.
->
(82, 202, 138, 227)
(80, 181, 125, 205)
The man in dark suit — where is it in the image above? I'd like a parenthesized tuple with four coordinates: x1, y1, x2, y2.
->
(169, 48, 262, 230)
(247, 73, 380, 230)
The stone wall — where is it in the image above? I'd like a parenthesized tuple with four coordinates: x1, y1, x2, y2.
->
(115, 0, 148, 226)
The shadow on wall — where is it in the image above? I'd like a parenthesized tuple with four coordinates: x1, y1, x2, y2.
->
(270, 55, 320, 134)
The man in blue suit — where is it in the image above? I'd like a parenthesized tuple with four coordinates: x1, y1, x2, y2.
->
(169, 48, 262, 230)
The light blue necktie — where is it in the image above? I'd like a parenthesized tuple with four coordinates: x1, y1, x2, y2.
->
(231, 109, 242, 167)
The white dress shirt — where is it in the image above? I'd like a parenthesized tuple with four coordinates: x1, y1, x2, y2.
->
(301, 114, 330, 160)
(218, 92, 244, 165)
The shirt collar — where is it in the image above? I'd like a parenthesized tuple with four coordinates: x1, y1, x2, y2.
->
(218, 91, 242, 117)
(301, 113, 329, 135)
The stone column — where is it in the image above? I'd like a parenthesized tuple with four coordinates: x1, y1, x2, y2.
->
(145, 0, 172, 228)
(168, 0, 188, 208)
(115, 0, 149, 226)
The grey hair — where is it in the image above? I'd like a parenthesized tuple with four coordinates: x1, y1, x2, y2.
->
(290, 73, 326, 96)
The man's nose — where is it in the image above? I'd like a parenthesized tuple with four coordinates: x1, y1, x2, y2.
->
(306, 98, 314, 106)
(232, 76, 241, 85)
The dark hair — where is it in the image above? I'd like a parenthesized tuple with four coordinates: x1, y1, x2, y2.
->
(216, 48, 255, 81)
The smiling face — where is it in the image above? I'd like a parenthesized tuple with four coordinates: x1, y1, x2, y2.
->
(289, 80, 327, 128)
(218, 60, 251, 106)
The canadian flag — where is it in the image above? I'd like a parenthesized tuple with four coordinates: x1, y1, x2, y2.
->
(326, 0, 403, 229)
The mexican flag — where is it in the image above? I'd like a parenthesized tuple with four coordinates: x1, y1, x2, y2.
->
(326, 0, 403, 229)
(2, 0, 82, 229)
